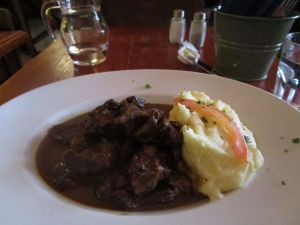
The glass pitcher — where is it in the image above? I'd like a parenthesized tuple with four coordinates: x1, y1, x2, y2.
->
(42, 0, 109, 66)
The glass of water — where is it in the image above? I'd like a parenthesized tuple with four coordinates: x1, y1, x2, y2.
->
(273, 32, 300, 109)
(42, 0, 109, 66)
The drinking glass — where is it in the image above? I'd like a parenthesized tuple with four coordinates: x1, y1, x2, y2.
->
(42, 0, 109, 66)
(274, 32, 300, 109)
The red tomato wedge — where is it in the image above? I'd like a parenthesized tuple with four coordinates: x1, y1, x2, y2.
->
(176, 98, 248, 162)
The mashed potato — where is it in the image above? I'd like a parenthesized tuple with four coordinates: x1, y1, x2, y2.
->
(169, 91, 264, 200)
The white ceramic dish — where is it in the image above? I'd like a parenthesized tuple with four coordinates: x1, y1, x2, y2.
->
(0, 69, 299, 225)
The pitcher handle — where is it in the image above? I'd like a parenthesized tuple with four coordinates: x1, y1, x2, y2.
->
(41, 0, 60, 40)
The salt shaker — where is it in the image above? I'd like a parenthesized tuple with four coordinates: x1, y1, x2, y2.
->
(189, 12, 207, 49)
(169, 9, 186, 44)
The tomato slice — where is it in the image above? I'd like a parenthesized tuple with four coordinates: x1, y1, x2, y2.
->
(176, 98, 248, 162)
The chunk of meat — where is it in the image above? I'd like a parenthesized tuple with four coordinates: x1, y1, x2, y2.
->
(89, 98, 149, 138)
(70, 135, 91, 152)
(147, 172, 193, 204)
(128, 147, 170, 195)
(134, 108, 164, 144)
(51, 162, 77, 190)
(87, 99, 122, 138)
(90, 99, 121, 128)
(114, 103, 149, 135)
(120, 96, 145, 109)
(90, 99, 120, 119)
(95, 172, 129, 200)
(115, 140, 136, 163)
(63, 139, 116, 176)
(112, 189, 139, 209)
(148, 188, 178, 203)
(169, 172, 192, 195)
(159, 120, 183, 147)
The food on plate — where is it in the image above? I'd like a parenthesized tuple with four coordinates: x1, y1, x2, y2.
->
(36, 93, 264, 211)
(169, 91, 264, 199)
(36, 96, 206, 211)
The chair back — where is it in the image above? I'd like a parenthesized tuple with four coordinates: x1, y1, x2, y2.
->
(0, 8, 14, 30)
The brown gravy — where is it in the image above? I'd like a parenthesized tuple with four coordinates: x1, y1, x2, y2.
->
(36, 102, 206, 211)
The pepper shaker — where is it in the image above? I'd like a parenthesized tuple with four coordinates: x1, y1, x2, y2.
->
(189, 12, 207, 49)
(169, 9, 186, 44)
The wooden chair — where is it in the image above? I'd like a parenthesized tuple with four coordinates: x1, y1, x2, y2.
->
(101, 0, 205, 26)
(0, 7, 14, 30)
(0, 8, 29, 83)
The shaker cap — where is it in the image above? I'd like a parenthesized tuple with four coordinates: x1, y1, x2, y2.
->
(173, 9, 185, 18)
(194, 11, 206, 20)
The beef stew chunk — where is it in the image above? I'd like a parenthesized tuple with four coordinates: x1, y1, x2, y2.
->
(128, 146, 171, 195)
(51, 162, 78, 190)
(63, 139, 116, 176)
(36, 97, 205, 211)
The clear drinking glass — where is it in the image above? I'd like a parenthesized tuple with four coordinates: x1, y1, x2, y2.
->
(42, 0, 109, 66)
(274, 32, 300, 109)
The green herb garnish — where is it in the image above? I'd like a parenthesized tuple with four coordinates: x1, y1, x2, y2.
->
(187, 106, 193, 112)
(284, 149, 289, 153)
(145, 83, 151, 89)
(292, 138, 300, 144)
(281, 180, 286, 186)
(201, 117, 208, 123)
(244, 135, 251, 144)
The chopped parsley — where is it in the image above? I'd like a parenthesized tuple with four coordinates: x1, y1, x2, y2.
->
(201, 116, 208, 123)
(195, 100, 214, 107)
(145, 83, 151, 89)
(284, 149, 289, 153)
(292, 138, 300, 144)
(244, 135, 251, 144)
(281, 180, 286, 186)
(187, 106, 193, 112)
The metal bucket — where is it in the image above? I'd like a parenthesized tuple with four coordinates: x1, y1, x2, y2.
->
(214, 10, 299, 81)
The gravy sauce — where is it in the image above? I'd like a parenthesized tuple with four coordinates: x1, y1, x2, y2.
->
(36, 103, 207, 211)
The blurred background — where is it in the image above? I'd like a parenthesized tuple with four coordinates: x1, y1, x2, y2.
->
(0, 0, 219, 56)
(0, 0, 299, 82)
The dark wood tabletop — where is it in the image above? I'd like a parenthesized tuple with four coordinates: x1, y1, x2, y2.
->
(0, 26, 276, 105)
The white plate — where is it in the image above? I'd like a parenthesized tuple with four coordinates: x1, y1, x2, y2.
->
(0, 69, 299, 225)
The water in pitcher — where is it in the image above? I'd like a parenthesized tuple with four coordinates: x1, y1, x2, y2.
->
(60, 6, 109, 66)
(68, 42, 108, 66)
(274, 56, 300, 108)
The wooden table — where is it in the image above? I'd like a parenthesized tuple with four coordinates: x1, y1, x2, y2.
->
(0, 27, 276, 105)
(0, 31, 29, 57)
